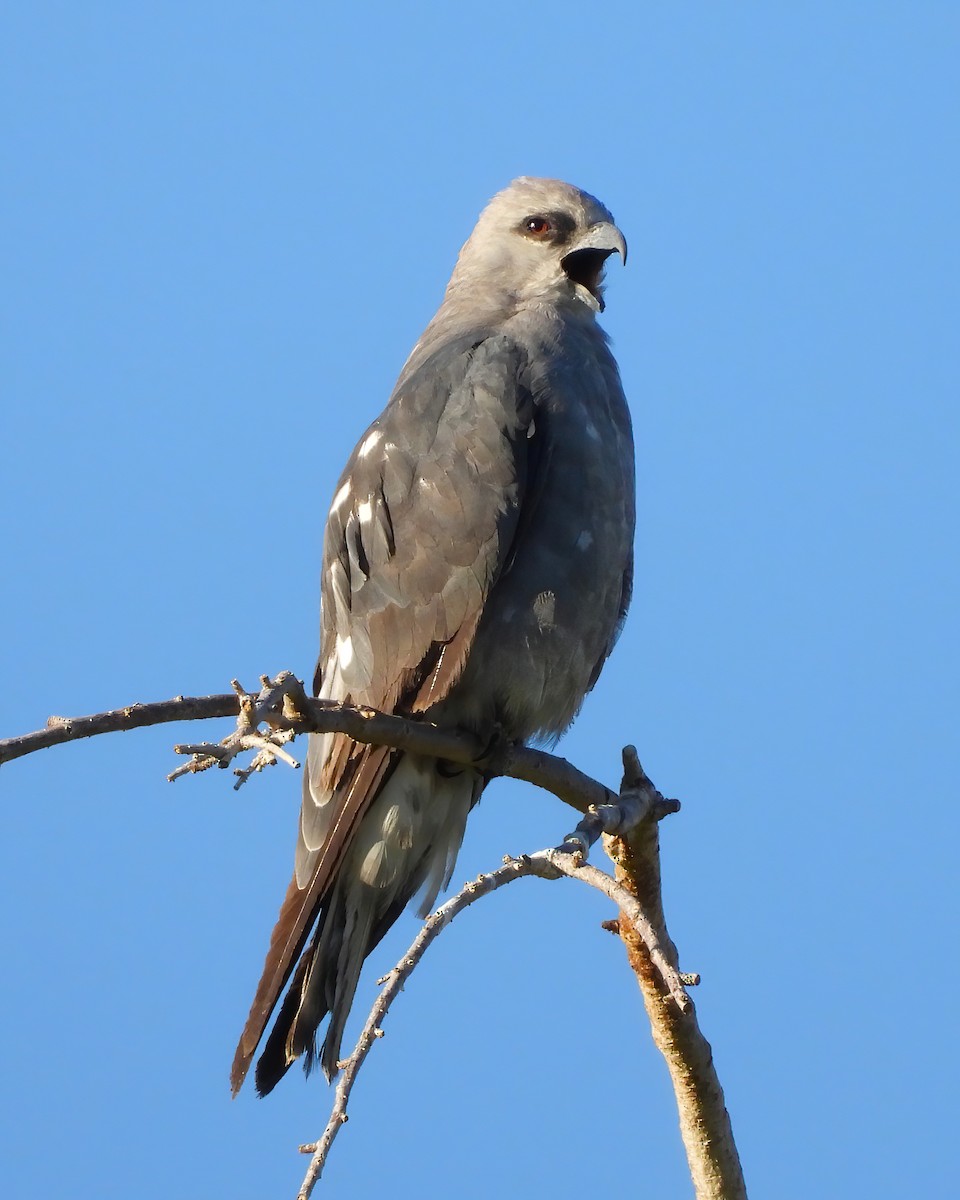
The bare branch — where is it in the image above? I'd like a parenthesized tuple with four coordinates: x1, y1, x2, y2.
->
(0, 694, 241, 764)
(3, 677, 744, 1197)
(606, 748, 748, 1200)
(165, 674, 307, 786)
(557, 744, 679, 855)
(296, 800, 689, 1199)
(539, 848, 690, 1011)
(0, 672, 632, 816)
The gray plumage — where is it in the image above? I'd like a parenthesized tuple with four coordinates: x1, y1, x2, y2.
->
(231, 177, 634, 1096)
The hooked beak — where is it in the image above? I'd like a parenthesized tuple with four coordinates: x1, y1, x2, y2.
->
(561, 220, 628, 312)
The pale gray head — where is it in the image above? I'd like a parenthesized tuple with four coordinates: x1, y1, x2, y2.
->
(446, 177, 627, 315)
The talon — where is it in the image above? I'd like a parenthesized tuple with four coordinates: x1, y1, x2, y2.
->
(472, 721, 514, 770)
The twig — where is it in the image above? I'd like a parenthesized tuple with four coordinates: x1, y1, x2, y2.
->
(296, 808, 687, 1199)
(166, 674, 306, 786)
(539, 848, 689, 1010)
(0, 695, 241, 763)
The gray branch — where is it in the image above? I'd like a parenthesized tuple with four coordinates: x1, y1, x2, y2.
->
(0, 671, 637, 816)
(1, 674, 745, 1198)
(295, 817, 688, 1199)
(295, 745, 744, 1198)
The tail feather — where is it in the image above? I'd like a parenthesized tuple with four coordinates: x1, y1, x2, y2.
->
(239, 754, 481, 1096)
(254, 949, 313, 1096)
(230, 745, 395, 1096)
(315, 889, 378, 1080)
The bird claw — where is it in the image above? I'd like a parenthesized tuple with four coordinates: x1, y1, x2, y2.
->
(471, 721, 514, 774)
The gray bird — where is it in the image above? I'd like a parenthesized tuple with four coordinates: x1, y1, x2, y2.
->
(231, 178, 634, 1096)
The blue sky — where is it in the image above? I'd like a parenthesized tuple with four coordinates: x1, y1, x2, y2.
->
(2, 4, 957, 1197)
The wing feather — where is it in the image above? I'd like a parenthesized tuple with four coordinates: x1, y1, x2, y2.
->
(231, 334, 533, 1092)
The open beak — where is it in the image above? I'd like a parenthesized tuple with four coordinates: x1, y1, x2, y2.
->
(561, 221, 627, 312)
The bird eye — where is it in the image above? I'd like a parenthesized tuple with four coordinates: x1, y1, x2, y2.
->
(524, 216, 552, 237)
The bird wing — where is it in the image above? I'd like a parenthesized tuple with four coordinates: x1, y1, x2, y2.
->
(230, 333, 534, 1092)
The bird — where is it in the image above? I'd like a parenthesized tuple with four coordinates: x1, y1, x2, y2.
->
(231, 177, 635, 1096)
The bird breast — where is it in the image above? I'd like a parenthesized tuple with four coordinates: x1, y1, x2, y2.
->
(441, 311, 634, 742)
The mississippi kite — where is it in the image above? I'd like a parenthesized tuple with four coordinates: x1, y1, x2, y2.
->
(231, 178, 634, 1096)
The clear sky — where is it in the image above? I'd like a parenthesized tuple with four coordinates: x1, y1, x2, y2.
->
(2, 4, 957, 1198)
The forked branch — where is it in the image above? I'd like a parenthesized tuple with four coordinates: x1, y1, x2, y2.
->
(0, 675, 746, 1199)
(296, 835, 687, 1198)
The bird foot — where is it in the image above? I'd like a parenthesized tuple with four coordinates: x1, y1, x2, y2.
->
(470, 721, 515, 775)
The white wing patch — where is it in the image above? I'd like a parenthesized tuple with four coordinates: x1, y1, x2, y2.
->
(298, 651, 348, 879)
(533, 590, 556, 630)
(358, 430, 382, 458)
(336, 634, 354, 670)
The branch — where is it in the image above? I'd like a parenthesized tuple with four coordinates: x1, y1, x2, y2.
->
(607, 748, 748, 1200)
(2, 675, 745, 1197)
(296, 747, 744, 1199)
(0, 671, 622, 815)
(295, 812, 688, 1198)
(0, 693, 241, 763)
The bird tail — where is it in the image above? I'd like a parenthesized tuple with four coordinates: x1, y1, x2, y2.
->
(254, 882, 375, 1091)
(253, 755, 480, 1095)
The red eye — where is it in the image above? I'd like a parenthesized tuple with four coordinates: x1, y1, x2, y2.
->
(524, 216, 552, 236)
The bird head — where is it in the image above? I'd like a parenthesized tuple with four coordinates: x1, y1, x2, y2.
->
(449, 177, 627, 314)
